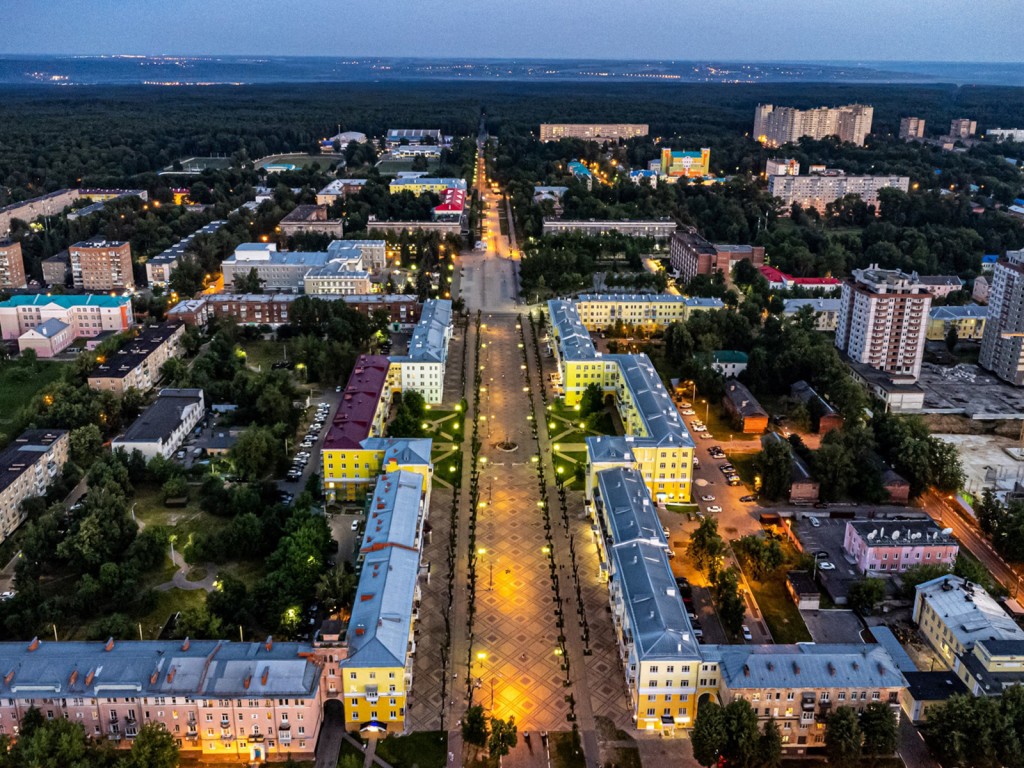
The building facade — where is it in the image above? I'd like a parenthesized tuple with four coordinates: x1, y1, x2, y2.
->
(949, 119, 977, 139)
(659, 149, 711, 178)
(782, 298, 841, 332)
(722, 379, 769, 433)
(278, 205, 344, 238)
(0, 189, 80, 236)
(669, 230, 765, 283)
(768, 173, 910, 212)
(0, 294, 134, 342)
(766, 158, 800, 176)
(843, 521, 958, 575)
(754, 104, 874, 147)
(835, 266, 932, 380)
(539, 123, 648, 143)
(926, 305, 987, 341)
(0, 241, 27, 290)
(87, 323, 185, 395)
(988, 128, 1024, 142)
(389, 300, 453, 404)
(145, 220, 228, 287)
(387, 178, 466, 196)
(0, 430, 68, 543)
(69, 240, 134, 291)
(899, 117, 926, 140)
(543, 219, 677, 239)
(574, 294, 721, 331)
(979, 249, 1024, 385)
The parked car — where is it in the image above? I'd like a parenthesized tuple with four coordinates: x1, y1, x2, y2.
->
(727, 478, 742, 487)
(742, 626, 753, 641)
(814, 550, 829, 558)
(706, 505, 722, 514)
(739, 495, 758, 503)
(681, 409, 695, 415)
(809, 517, 821, 528)
(818, 561, 836, 570)
(662, 526, 670, 537)
(351, 519, 360, 531)
(700, 432, 714, 439)
(700, 495, 716, 502)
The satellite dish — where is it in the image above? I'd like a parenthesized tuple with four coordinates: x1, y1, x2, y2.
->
(941, 527, 954, 536)
(891, 530, 900, 540)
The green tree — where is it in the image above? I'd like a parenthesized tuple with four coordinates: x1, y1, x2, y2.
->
(722, 698, 760, 768)
(124, 722, 179, 768)
(462, 704, 488, 747)
(6, 715, 100, 768)
(946, 324, 960, 353)
(488, 715, 518, 759)
(736, 535, 784, 580)
(715, 567, 746, 636)
(579, 382, 605, 419)
(760, 717, 784, 768)
(860, 701, 898, 763)
(316, 564, 359, 613)
(691, 699, 727, 768)
(235, 266, 265, 293)
(825, 707, 863, 768)
(687, 516, 725, 580)
(847, 578, 886, 615)
(756, 437, 793, 501)
(230, 426, 282, 481)
(69, 424, 103, 468)
(161, 474, 189, 503)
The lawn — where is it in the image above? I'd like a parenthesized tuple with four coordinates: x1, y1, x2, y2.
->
(374, 731, 448, 768)
(550, 732, 586, 768)
(736, 537, 813, 644)
(424, 408, 464, 441)
(726, 452, 760, 488)
(686, 401, 760, 443)
(241, 339, 290, 373)
(137, 587, 207, 640)
(133, 484, 231, 563)
(0, 360, 64, 429)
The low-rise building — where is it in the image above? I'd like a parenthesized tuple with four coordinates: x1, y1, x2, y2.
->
(432, 188, 465, 223)
(782, 298, 841, 332)
(955, 639, 1024, 697)
(278, 205, 344, 238)
(722, 379, 768, 433)
(758, 266, 842, 294)
(766, 158, 800, 176)
(0, 189, 80, 236)
(18, 318, 73, 357)
(316, 178, 369, 205)
(0, 240, 27, 290)
(628, 170, 658, 187)
(972, 275, 990, 304)
(41, 251, 70, 287)
(574, 294, 722, 331)
(844, 358, 925, 413)
(901, 671, 970, 722)
(388, 177, 466, 196)
(763, 432, 819, 504)
(88, 323, 185, 395)
(112, 388, 205, 460)
(533, 186, 569, 210)
(882, 468, 911, 505)
(790, 381, 844, 434)
(785, 571, 820, 610)
(670, 229, 765, 283)
(659, 148, 711, 178)
(917, 274, 965, 299)
(844, 521, 957, 575)
(385, 129, 443, 149)
(303, 260, 371, 296)
(927, 304, 987, 341)
(711, 350, 748, 377)
(145, 220, 228, 286)
(987, 128, 1024, 142)
(542, 219, 677, 239)
(705, 643, 905, 754)
(0, 294, 134, 343)
(365, 220, 462, 236)
(913, 575, 1024, 668)
(390, 299, 453, 404)
(0, 429, 68, 542)
(169, 293, 420, 329)
(69, 239, 134, 291)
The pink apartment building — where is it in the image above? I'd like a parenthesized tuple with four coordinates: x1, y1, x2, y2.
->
(843, 520, 958, 574)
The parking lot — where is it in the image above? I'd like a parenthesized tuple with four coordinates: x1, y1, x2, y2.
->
(801, 609, 865, 644)
(789, 516, 862, 602)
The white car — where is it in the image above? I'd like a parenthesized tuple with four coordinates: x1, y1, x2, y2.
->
(742, 626, 753, 641)
(692, 425, 707, 432)
(678, 401, 691, 408)
(700, 433, 714, 439)
(350, 520, 360, 531)
(701, 495, 716, 502)
(681, 409, 695, 415)
(818, 561, 836, 570)
(809, 517, 821, 528)
(706, 506, 722, 514)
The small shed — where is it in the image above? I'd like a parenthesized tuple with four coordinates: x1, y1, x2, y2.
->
(786, 570, 820, 610)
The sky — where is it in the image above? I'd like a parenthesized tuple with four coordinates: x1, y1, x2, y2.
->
(1, 0, 1022, 63)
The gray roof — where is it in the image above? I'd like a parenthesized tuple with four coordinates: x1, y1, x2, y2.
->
(723, 379, 768, 419)
(148, 220, 228, 266)
(359, 470, 423, 552)
(611, 354, 693, 447)
(929, 304, 987, 321)
(88, 323, 181, 381)
(706, 643, 907, 690)
(915, 575, 1024, 650)
(869, 626, 918, 672)
(596, 467, 668, 548)
(783, 298, 841, 314)
(346, 546, 420, 669)
(397, 299, 451, 363)
(548, 299, 598, 361)
(30, 318, 69, 338)
(903, 670, 969, 701)
(119, 389, 203, 443)
(0, 639, 320, 699)
(304, 261, 369, 279)
(848, 520, 954, 547)
(611, 540, 700, 661)
(0, 430, 67, 494)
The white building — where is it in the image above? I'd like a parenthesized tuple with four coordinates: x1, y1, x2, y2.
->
(112, 388, 205, 460)
(835, 265, 931, 380)
(0, 430, 69, 543)
(765, 158, 800, 176)
(390, 300, 453, 404)
(0, 294, 134, 342)
(754, 104, 874, 147)
(980, 249, 1024, 385)
(769, 173, 910, 212)
(987, 128, 1024, 142)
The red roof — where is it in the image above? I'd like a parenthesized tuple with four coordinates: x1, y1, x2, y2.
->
(759, 265, 789, 283)
(434, 188, 466, 213)
(322, 355, 391, 450)
(792, 277, 841, 286)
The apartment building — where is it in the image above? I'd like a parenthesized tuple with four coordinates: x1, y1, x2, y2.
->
(329, 240, 386, 272)
(768, 173, 910, 212)
(336, 469, 428, 731)
(539, 123, 648, 142)
(389, 299, 453, 404)
(169, 294, 420, 330)
(145, 220, 228, 286)
(432, 188, 465, 223)
(835, 265, 932, 380)
(979, 249, 1024, 385)
(0, 430, 68, 543)
(69, 240, 134, 291)
(0, 189, 79, 236)
(844, 521, 958, 575)
(913, 575, 1024, 669)
(0, 294, 134, 343)
(387, 178, 466, 196)
(0, 240, 27, 290)
(899, 117, 926, 140)
(659, 148, 711, 178)
(574, 294, 722, 331)
(782, 298, 842, 332)
(547, 300, 696, 503)
(917, 274, 964, 299)
(112, 389, 205, 461)
(0, 638, 324, 763)
(949, 119, 977, 139)
(221, 244, 330, 293)
(316, 179, 369, 205)
(706, 644, 905, 754)
(765, 158, 800, 176)
(927, 304, 987, 341)
(669, 229, 765, 283)
(278, 205, 344, 238)
(42, 251, 70, 287)
(754, 104, 874, 147)
(543, 219, 677, 239)
(87, 323, 185, 395)
(302, 261, 372, 296)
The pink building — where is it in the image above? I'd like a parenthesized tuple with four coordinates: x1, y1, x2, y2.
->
(0, 294, 134, 341)
(843, 520, 958, 574)
(18, 318, 73, 357)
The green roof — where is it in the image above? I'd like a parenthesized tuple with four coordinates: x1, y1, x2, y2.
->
(0, 294, 130, 309)
(713, 350, 748, 364)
